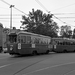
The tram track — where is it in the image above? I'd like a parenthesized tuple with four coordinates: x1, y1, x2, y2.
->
(0, 53, 75, 75)
(0, 53, 52, 75)
(12, 54, 51, 75)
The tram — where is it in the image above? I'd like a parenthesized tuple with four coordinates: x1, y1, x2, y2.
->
(7, 31, 52, 55)
(0, 24, 3, 52)
(52, 38, 75, 53)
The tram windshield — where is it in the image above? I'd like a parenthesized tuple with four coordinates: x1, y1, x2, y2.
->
(8, 33, 17, 43)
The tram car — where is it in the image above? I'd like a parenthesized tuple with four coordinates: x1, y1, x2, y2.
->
(52, 38, 75, 53)
(7, 31, 52, 55)
(0, 24, 3, 52)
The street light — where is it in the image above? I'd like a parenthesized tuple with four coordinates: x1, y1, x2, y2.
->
(10, 5, 14, 30)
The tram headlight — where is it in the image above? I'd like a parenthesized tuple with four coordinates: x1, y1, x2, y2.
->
(10, 47, 13, 50)
(10, 45, 13, 51)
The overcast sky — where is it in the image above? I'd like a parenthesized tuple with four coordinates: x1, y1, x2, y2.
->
(0, 0, 75, 29)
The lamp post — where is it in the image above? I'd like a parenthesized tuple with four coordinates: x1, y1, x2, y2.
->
(10, 5, 14, 30)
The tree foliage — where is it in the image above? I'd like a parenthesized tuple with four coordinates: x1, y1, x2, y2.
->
(72, 29, 75, 38)
(21, 9, 59, 37)
(60, 25, 72, 38)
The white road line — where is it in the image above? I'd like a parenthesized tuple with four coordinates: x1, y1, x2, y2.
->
(0, 59, 30, 69)
(23, 62, 75, 75)
(0, 57, 8, 59)
(0, 64, 11, 68)
(0, 61, 21, 69)
(63, 69, 75, 75)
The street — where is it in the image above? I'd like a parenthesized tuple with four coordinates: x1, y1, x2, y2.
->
(0, 52, 75, 75)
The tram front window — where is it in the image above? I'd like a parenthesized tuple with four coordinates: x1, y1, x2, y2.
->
(8, 35, 17, 43)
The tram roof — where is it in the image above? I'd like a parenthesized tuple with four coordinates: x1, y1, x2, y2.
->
(9, 31, 51, 38)
(52, 38, 75, 42)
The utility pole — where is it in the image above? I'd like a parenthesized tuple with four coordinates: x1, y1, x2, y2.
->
(10, 5, 14, 30)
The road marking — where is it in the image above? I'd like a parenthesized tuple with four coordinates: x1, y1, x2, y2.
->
(63, 69, 75, 75)
(0, 64, 11, 68)
(0, 57, 8, 59)
(0, 59, 32, 69)
(23, 62, 75, 75)
(0, 61, 21, 69)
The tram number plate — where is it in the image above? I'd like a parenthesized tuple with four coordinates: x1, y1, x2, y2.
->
(54, 45, 56, 49)
(32, 44, 35, 48)
(18, 43, 21, 49)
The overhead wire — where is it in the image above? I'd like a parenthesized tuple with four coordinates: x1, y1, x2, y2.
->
(0, 0, 75, 26)
(52, 15, 66, 23)
(13, 7, 29, 16)
(51, 2, 75, 11)
(35, 0, 49, 13)
(0, 0, 30, 28)
(0, 20, 21, 23)
(0, 0, 10, 6)
(0, 0, 28, 16)
(0, 18, 21, 19)
(54, 13, 75, 15)
(0, 14, 22, 16)
(0, 6, 8, 9)
(35, 0, 67, 24)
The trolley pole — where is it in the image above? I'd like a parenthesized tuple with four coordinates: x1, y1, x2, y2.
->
(10, 5, 14, 30)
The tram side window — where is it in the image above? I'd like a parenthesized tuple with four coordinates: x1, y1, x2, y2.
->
(18, 36, 20, 43)
(57, 41, 59, 45)
(9, 35, 17, 43)
(67, 42, 70, 45)
(23, 36, 26, 43)
(21, 36, 23, 43)
(34, 38, 40, 44)
(20, 36, 26, 43)
(59, 42, 63, 45)
(73, 42, 75, 45)
(71, 42, 74, 45)
(26, 36, 31, 44)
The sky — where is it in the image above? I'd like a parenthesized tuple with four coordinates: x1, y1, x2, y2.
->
(0, 0, 75, 30)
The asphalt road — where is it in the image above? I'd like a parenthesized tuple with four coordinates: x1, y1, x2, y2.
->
(0, 52, 75, 75)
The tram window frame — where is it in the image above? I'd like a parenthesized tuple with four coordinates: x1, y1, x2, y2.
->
(19, 36, 26, 44)
(71, 42, 73, 45)
(21, 36, 24, 43)
(59, 42, 63, 45)
(9, 35, 17, 43)
(26, 36, 31, 44)
(63, 42, 65, 45)
(73, 42, 75, 45)
(18, 36, 21, 43)
(57, 41, 59, 45)
(23, 36, 26, 43)
(34, 37, 40, 44)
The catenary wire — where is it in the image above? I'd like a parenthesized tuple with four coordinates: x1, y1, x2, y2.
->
(51, 2, 75, 11)
(0, 0, 28, 16)
(35, 0, 67, 24)
(0, 0, 75, 26)
(35, 0, 49, 13)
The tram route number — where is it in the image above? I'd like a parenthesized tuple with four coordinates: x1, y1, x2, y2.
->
(18, 43, 21, 49)
(32, 44, 35, 48)
(54, 45, 56, 49)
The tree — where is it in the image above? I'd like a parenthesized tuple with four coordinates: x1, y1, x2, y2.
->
(60, 25, 72, 38)
(21, 9, 59, 37)
(72, 29, 75, 38)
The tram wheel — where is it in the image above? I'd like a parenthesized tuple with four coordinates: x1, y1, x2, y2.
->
(46, 50, 49, 54)
(63, 50, 67, 53)
(32, 51, 37, 56)
(74, 50, 75, 52)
